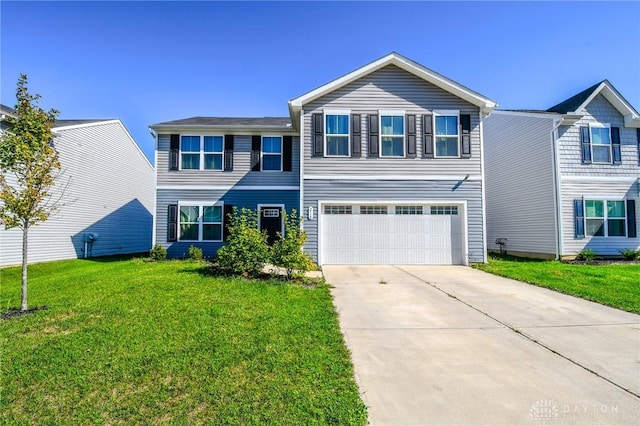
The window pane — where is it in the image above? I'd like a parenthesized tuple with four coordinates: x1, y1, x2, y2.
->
(591, 127, 610, 145)
(326, 136, 349, 156)
(203, 224, 222, 241)
(181, 153, 200, 169)
(585, 200, 603, 218)
(324, 205, 352, 214)
(381, 137, 404, 156)
(608, 219, 626, 237)
(326, 115, 349, 135)
(204, 136, 223, 153)
(203, 206, 222, 223)
(262, 154, 281, 170)
(592, 145, 611, 163)
(607, 201, 625, 218)
(586, 219, 604, 236)
(181, 136, 200, 151)
(263, 137, 282, 153)
(436, 116, 458, 136)
(180, 224, 198, 241)
(360, 205, 387, 214)
(204, 154, 222, 170)
(381, 116, 403, 135)
(180, 206, 199, 222)
(436, 137, 459, 157)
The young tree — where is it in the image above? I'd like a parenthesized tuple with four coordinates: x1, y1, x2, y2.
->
(0, 74, 60, 312)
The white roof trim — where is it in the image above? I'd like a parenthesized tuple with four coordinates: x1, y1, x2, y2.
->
(573, 81, 640, 127)
(288, 53, 497, 114)
(53, 119, 120, 131)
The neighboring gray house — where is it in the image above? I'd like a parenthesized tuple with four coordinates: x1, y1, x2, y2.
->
(0, 105, 154, 266)
(484, 81, 640, 258)
(151, 53, 497, 265)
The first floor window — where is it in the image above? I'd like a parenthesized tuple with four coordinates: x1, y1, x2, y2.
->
(262, 136, 282, 171)
(380, 114, 404, 157)
(325, 114, 349, 156)
(590, 125, 611, 164)
(179, 205, 223, 241)
(585, 200, 626, 237)
(435, 113, 459, 157)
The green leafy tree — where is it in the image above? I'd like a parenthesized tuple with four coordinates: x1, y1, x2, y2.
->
(0, 74, 60, 312)
(216, 207, 270, 276)
(272, 209, 314, 279)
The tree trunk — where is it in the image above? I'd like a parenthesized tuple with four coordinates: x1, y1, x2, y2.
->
(21, 225, 28, 312)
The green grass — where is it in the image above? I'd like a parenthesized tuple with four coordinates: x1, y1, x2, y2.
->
(474, 254, 640, 314)
(0, 257, 366, 425)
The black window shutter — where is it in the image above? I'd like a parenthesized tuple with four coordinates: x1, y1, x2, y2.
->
(422, 114, 434, 158)
(283, 135, 293, 171)
(167, 204, 178, 242)
(312, 113, 324, 157)
(170, 134, 180, 170)
(223, 204, 234, 242)
(406, 115, 416, 158)
(224, 135, 234, 172)
(351, 114, 361, 158)
(574, 199, 585, 239)
(368, 114, 379, 158)
(460, 114, 471, 158)
(611, 127, 621, 165)
(627, 200, 637, 238)
(251, 135, 261, 171)
(580, 126, 591, 164)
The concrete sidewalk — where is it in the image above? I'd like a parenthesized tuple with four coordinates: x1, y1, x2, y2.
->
(324, 265, 640, 425)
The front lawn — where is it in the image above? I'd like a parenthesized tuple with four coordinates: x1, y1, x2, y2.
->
(0, 258, 366, 424)
(474, 254, 640, 314)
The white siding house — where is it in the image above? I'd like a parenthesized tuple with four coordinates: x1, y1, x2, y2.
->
(1, 106, 154, 266)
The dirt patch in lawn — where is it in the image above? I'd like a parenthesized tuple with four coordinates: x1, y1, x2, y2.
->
(1, 306, 49, 320)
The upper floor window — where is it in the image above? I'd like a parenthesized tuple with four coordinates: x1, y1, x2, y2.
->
(434, 112, 459, 157)
(180, 135, 223, 170)
(590, 124, 611, 164)
(179, 204, 223, 241)
(325, 113, 350, 156)
(585, 199, 626, 237)
(380, 114, 404, 157)
(262, 136, 282, 171)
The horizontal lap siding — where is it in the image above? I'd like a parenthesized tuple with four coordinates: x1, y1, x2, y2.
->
(303, 65, 482, 176)
(483, 113, 557, 255)
(157, 134, 300, 187)
(156, 189, 299, 258)
(303, 179, 484, 263)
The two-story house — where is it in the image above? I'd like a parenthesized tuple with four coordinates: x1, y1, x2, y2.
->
(484, 80, 640, 258)
(151, 53, 497, 265)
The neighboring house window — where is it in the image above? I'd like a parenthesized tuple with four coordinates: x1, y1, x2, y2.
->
(325, 113, 350, 156)
(585, 200, 626, 237)
(262, 136, 282, 171)
(380, 114, 404, 157)
(396, 206, 423, 215)
(590, 124, 611, 164)
(430, 205, 459, 215)
(180, 135, 224, 170)
(204, 136, 223, 170)
(360, 205, 388, 214)
(324, 205, 352, 214)
(180, 136, 200, 169)
(179, 204, 223, 241)
(434, 112, 459, 157)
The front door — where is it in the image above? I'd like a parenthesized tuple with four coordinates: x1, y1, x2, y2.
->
(259, 206, 283, 245)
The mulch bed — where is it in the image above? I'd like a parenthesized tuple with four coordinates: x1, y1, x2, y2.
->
(562, 259, 640, 265)
(1, 306, 48, 320)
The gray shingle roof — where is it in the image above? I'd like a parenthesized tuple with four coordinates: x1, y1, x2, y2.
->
(151, 117, 292, 128)
(546, 80, 605, 113)
(54, 119, 113, 127)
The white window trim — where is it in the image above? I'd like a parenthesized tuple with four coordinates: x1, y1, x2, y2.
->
(589, 123, 612, 165)
(379, 110, 406, 158)
(177, 201, 224, 242)
(261, 135, 283, 172)
(179, 135, 224, 171)
(324, 109, 351, 158)
(433, 110, 461, 158)
(583, 198, 627, 238)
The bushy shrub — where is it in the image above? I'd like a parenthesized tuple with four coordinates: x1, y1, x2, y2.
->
(216, 207, 270, 276)
(271, 209, 315, 279)
(576, 249, 596, 262)
(188, 245, 204, 261)
(618, 248, 639, 260)
(149, 244, 167, 261)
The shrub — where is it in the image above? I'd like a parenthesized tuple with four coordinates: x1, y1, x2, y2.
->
(618, 248, 639, 260)
(149, 244, 167, 261)
(576, 249, 596, 262)
(216, 207, 270, 276)
(271, 209, 315, 279)
(188, 245, 204, 261)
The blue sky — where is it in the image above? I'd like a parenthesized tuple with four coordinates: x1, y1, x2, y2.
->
(2, 1, 639, 163)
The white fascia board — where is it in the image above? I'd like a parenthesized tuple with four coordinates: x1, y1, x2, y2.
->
(157, 185, 300, 191)
(52, 119, 120, 131)
(150, 125, 297, 135)
(574, 82, 640, 122)
(491, 110, 560, 120)
(624, 115, 640, 128)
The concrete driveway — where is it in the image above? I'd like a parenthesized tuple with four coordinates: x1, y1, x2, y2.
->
(323, 265, 640, 425)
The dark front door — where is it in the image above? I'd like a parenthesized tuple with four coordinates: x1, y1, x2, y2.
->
(260, 206, 283, 245)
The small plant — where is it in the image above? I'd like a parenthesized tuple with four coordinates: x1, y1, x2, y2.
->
(188, 245, 204, 261)
(149, 244, 167, 261)
(618, 248, 639, 260)
(271, 209, 315, 280)
(216, 207, 270, 276)
(576, 249, 596, 262)
(379, 279, 387, 285)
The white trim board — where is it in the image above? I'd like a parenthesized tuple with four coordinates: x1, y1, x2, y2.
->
(304, 174, 481, 181)
(157, 185, 300, 191)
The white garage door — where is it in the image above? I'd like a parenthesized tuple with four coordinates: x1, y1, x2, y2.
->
(320, 203, 464, 265)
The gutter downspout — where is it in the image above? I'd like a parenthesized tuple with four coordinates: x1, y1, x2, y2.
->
(550, 119, 563, 260)
(149, 127, 158, 248)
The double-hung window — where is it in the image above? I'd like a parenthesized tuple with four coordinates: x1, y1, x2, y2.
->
(262, 136, 282, 171)
(180, 135, 223, 170)
(434, 111, 460, 157)
(325, 112, 350, 156)
(380, 113, 404, 157)
(590, 124, 611, 164)
(179, 204, 223, 241)
(585, 200, 626, 237)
